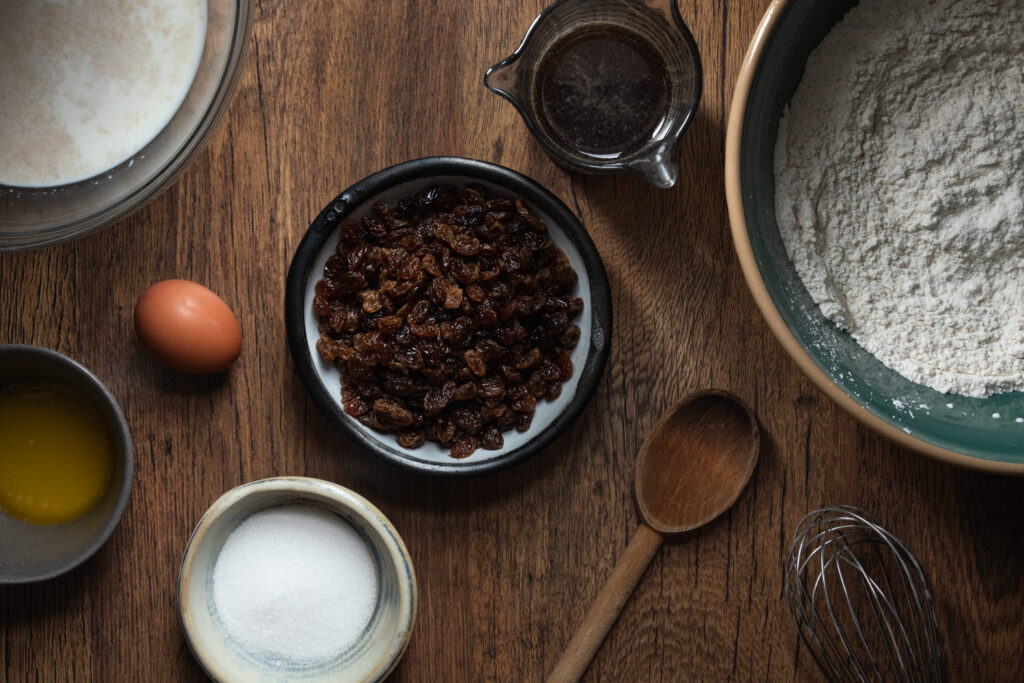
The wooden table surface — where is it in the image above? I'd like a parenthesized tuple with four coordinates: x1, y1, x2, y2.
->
(3, 1, 1023, 680)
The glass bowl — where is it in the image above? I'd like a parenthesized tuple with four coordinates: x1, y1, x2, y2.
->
(0, 0, 253, 252)
(485, 0, 702, 189)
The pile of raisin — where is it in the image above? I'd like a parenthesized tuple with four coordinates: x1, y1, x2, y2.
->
(313, 184, 583, 459)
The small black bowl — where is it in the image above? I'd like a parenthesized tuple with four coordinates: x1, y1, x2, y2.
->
(285, 157, 612, 476)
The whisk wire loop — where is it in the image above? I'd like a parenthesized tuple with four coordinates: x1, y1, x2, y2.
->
(785, 506, 944, 683)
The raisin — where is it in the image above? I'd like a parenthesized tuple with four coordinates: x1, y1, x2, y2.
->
(546, 382, 563, 400)
(378, 315, 404, 334)
(480, 427, 504, 450)
(526, 374, 547, 398)
(397, 430, 426, 449)
(357, 290, 383, 314)
(384, 374, 416, 398)
(454, 382, 477, 401)
(434, 420, 457, 444)
(423, 381, 456, 415)
(313, 294, 331, 316)
(401, 233, 424, 252)
(500, 365, 522, 383)
(464, 349, 487, 376)
(451, 233, 482, 256)
(357, 412, 388, 430)
(451, 436, 478, 459)
(342, 396, 369, 417)
(409, 322, 440, 339)
(373, 398, 414, 426)
(452, 260, 481, 284)
(427, 276, 449, 305)
(358, 382, 386, 401)
(498, 409, 519, 428)
(336, 271, 367, 292)
(444, 285, 464, 309)
(542, 310, 569, 335)
(537, 359, 561, 381)
(421, 253, 442, 277)
(478, 377, 506, 398)
(556, 352, 574, 380)
(560, 325, 582, 347)
(511, 393, 537, 413)
(408, 299, 431, 324)
(452, 407, 482, 435)
(474, 305, 498, 328)
(397, 256, 421, 280)
(516, 347, 542, 370)
(340, 219, 361, 244)
(480, 402, 508, 421)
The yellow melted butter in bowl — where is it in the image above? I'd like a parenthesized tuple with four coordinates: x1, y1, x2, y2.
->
(0, 382, 115, 525)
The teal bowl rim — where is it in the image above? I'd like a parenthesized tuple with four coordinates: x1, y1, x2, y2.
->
(724, 0, 1024, 475)
(176, 476, 417, 681)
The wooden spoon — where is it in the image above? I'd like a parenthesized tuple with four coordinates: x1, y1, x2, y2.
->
(547, 389, 760, 683)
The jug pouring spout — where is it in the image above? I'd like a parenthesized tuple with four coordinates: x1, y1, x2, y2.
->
(629, 145, 679, 190)
(484, 60, 525, 104)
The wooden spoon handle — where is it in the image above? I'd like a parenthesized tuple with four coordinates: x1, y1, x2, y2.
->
(547, 523, 665, 683)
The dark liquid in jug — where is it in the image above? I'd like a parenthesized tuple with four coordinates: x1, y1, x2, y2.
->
(534, 25, 670, 157)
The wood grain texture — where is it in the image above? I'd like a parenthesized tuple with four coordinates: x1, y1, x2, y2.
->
(548, 524, 665, 683)
(2, 0, 1023, 680)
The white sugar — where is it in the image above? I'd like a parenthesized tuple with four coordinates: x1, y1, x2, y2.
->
(212, 505, 378, 665)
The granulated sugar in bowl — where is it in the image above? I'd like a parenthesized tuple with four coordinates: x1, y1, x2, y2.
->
(211, 505, 378, 664)
(178, 477, 416, 682)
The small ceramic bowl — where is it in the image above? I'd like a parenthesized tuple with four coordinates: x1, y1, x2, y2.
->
(285, 156, 612, 476)
(725, 0, 1024, 472)
(178, 477, 416, 682)
(0, 344, 133, 583)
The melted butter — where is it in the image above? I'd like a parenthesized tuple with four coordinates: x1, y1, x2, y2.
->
(0, 382, 115, 525)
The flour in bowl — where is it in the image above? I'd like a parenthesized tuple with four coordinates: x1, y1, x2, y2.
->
(774, 0, 1024, 398)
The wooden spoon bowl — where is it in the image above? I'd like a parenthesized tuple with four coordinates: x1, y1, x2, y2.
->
(637, 390, 760, 533)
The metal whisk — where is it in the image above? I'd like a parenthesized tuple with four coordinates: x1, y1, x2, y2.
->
(785, 506, 944, 682)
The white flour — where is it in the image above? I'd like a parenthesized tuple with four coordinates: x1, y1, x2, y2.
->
(774, 0, 1024, 398)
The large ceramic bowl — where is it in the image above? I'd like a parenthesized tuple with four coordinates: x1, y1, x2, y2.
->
(726, 0, 1024, 473)
(286, 157, 612, 476)
(0, 0, 253, 251)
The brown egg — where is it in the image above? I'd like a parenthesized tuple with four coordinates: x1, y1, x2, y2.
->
(134, 279, 242, 374)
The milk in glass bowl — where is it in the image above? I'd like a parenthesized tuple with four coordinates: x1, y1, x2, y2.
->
(0, 0, 253, 251)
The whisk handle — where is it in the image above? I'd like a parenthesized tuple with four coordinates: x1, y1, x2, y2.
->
(547, 523, 664, 683)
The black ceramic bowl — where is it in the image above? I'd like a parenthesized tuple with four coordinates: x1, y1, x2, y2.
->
(285, 157, 612, 476)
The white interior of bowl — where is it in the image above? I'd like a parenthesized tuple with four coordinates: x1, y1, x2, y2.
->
(302, 175, 594, 466)
(179, 478, 415, 682)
